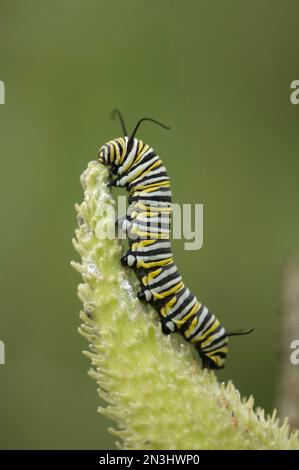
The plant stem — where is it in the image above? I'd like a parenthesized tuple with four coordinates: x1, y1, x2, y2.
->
(72, 161, 299, 450)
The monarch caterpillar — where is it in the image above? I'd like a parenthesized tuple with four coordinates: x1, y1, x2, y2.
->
(98, 110, 253, 369)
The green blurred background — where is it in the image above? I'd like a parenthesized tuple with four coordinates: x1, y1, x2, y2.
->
(0, 0, 298, 449)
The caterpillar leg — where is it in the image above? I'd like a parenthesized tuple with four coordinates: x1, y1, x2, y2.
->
(160, 318, 176, 335)
(107, 177, 116, 187)
(115, 216, 131, 235)
(121, 251, 136, 268)
(137, 288, 152, 302)
(108, 175, 127, 188)
(200, 355, 217, 370)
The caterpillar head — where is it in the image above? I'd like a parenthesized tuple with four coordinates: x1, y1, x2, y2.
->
(98, 109, 170, 170)
(98, 137, 128, 171)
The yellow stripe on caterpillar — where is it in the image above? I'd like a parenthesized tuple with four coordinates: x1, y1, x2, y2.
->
(160, 296, 177, 317)
(137, 258, 173, 269)
(152, 281, 184, 300)
(194, 320, 221, 344)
